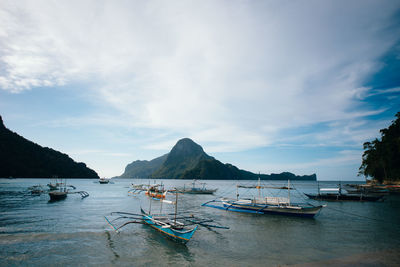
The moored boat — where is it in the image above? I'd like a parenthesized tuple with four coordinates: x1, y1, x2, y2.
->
(203, 180, 325, 218)
(304, 192, 384, 201)
(48, 178, 68, 201)
(140, 207, 198, 243)
(105, 191, 228, 244)
(175, 180, 217, 194)
(47, 178, 88, 201)
(49, 191, 68, 201)
(220, 197, 324, 218)
(305, 183, 384, 202)
(99, 178, 110, 184)
(145, 184, 167, 199)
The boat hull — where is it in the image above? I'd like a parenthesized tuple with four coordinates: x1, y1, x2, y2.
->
(140, 208, 197, 243)
(305, 193, 383, 202)
(222, 201, 323, 218)
(49, 191, 68, 201)
(145, 191, 165, 199)
(176, 189, 217, 194)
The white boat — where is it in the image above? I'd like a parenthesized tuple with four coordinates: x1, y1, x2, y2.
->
(203, 179, 325, 218)
(175, 180, 217, 194)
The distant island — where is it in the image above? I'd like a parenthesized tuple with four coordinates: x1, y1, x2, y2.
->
(119, 138, 316, 180)
(0, 115, 99, 178)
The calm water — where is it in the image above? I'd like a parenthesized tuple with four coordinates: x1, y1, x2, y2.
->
(1, 178, 400, 266)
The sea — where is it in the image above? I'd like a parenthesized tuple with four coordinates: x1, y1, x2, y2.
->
(1, 178, 400, 266)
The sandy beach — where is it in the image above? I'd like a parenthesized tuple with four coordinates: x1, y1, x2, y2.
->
(287, 248, 400, 267)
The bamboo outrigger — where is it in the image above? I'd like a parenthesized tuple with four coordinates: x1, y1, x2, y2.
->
(129, 183, 167, 199)
(203, 180, 325, 218)
(175, 180, 217, 194)
(305, 182, 384, 202)
(105, 191, 229, 244)
(47, 179, 89, 201)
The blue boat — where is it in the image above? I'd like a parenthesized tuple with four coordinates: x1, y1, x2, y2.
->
(140, 207, 198, 243)
(105, 191, 228, 243)
(203, 180, 325, 218)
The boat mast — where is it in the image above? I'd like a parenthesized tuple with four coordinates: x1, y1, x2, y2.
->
(257, 176, 261, 199)
(149, 191, 152, 215)
(174, 191, 178, 225)
(288, 180, 291, 206)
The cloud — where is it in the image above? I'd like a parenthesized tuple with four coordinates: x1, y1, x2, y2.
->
(1, 0, 399, 152)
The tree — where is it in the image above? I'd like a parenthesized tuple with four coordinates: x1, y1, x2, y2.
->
(359, 112, 400, 182)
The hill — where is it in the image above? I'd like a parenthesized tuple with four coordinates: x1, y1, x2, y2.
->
(119, 154, 168, 178)
(0, 116, 99, 178)
(120, 138, 316, 180)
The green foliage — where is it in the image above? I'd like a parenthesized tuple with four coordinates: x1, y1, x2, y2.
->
(0, 116, 99, 178)
(359, 112, 400, 182)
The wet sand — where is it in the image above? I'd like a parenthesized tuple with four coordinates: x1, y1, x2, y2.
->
(287, 248, 400, 267)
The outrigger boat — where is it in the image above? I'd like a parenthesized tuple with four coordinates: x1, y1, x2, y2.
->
(175, 180, 217, 194)
(146, 184, 167, 199)
(304, 182, 384, 202)
(48, 179, 89, 201)
(47, 177, 63, 190)
(203, 180, 325, 218)
(28, 185, 46, 195)
(105, 191, 229, 244)
(48, 179, 68, 201)
(99, 178, 110, 184)
(129, 183, 167, 199)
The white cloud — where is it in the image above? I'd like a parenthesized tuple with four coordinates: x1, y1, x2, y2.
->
(1, 0, 399, 152)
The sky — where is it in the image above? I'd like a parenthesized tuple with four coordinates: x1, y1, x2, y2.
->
(1, 0, 400, 180)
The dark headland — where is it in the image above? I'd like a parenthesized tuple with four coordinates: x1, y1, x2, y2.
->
(0, 115, 99, 178)
(119, 138, 316, 180)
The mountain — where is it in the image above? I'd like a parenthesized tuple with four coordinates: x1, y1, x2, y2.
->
(120, 137, 316, 180)
(0, 115, 99, 178)
(119, 154, 168, 178)
(180, 159, 256, 180)
(151, 138, 214, 179)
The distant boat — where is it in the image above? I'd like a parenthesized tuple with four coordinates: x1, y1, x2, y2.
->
(99, 178, 110, 184)
(49, 191, 68, 201)
(48, 179, 89, 201)
(28, 185, 46, 195)
(203, 179, 325, 218)
(145, 184, 167, 199)
(49, 179, 68, 201)
(304, 183, 384, 202)
(175, 180, 217, 194)
(47, 177, 62, 190)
